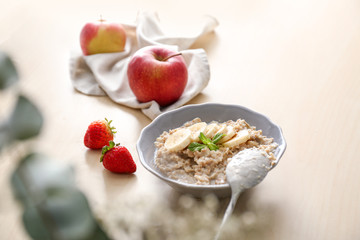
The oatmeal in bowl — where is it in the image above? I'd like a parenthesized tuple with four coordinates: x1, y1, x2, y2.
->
(137, 103, 286, 198)
(155, 118, 278, 185)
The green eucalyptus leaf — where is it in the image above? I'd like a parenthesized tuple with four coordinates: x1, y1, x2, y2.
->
(0, 51, 19, 90)
(0, 122, 11, 150)
(9, 95, 43, 141)
(22, 187, 109, 240)
(41, 187, 107, 240)
(11, 153, 75, 203)
(11, 153, 110, 240)
(0, 95, 43, 150)
(23, 205, 52, 240)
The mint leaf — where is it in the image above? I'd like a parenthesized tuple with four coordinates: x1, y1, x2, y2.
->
(212, 133, 224, 144)
(189, 132, 224, 151)
(199, 132, 211, 145)
(188, 142, 206, 152)
(207, 142, 219, 151)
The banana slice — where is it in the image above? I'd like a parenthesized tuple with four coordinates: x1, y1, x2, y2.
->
(204, 123, 220, 138)
(215, 124, 226, 135)
(222, 129, 250, 148)
(188, 122, 207, 142)
(218, 126, 236, 143)
(164, 128, 192, 152)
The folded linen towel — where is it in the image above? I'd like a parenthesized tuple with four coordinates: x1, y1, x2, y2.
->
(69, 12, 218, 120)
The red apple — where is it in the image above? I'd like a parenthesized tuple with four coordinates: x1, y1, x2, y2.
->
(127, 46, 188, 107)
(80, 18, 126, 55)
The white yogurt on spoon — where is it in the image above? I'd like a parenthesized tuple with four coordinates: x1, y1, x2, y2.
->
(215, 148, 272, 240)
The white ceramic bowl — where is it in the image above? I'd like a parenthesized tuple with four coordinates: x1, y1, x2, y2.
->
(137, 103, 286, 198)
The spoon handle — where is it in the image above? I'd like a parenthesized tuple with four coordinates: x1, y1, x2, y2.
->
(214, 189, 243, 240)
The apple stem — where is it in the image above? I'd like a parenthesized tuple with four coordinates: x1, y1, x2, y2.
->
(99, 14, 105, 23)
(163, 52, 182, 61)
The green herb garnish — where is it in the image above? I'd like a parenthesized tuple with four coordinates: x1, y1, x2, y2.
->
(187, 142, 206, 151)
(188, 132, 224, 151)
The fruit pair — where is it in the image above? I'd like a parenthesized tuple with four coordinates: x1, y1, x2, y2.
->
(84, 118, 136, 173)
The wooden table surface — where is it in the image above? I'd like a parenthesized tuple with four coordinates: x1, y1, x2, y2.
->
(1, 0, 360, 239)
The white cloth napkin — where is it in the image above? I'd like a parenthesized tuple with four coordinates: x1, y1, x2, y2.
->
(69, 12, 218, 120)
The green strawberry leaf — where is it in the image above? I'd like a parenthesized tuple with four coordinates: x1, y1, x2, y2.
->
(100, 141, 119, 162)
(105, 118, 116, 135)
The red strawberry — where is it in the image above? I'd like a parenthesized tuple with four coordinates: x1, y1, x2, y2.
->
(101, 141, 136, 173)
(84, 118, 116, 149)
